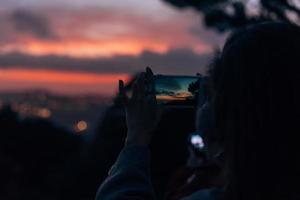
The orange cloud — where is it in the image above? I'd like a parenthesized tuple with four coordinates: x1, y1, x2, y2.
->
(0, 68, 129, 95)
(0, 6, 220, 95)
(0, 68, 129, 84)
(0, 7, 213, 57)
(2, 37, 169, 57)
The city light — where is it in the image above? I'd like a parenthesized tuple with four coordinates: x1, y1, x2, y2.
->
(74, 120, 88, 133)
(37, 108, 52, 118)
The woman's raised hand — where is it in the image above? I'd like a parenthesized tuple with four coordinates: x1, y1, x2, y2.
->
(119, 67, 157, 146)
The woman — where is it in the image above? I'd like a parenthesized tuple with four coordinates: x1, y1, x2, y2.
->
(96, 22, 300, 200)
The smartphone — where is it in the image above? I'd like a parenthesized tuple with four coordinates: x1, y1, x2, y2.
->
(125, 74, 202, 106)
(155, 75, 201, 106)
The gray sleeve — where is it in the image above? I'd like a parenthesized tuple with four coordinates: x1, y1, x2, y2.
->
(95, 145, 156, 200)
(181, 188, 221, 200)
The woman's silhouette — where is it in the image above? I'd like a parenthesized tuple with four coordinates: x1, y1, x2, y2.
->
(96, 22, 300, 200)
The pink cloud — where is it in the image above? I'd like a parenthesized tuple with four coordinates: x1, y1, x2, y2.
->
(0, 6, 219, 57)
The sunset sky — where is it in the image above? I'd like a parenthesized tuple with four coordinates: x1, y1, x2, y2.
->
(0, 0, 224, 95)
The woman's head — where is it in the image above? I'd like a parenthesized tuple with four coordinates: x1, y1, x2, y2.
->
(212, 22, 300, 199)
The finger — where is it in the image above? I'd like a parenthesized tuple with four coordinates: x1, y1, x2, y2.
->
(146, 94, 157, 106)
(145, 67, 155, 94)
(132, 73, 146, 101)
(137, 73, 146, 100)
(131, 79, 139, 101)
(145, 67, 154, 84)
(145, 82, 156, 105)
(146, 67, 154, 78)
(119, 80, 128, 105)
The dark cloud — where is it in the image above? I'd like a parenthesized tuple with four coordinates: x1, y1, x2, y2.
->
(0, 49, 212, 75)
(10, 9, 58, 40)
(189, 23, 226, 47)
(0, 11, 18, 45)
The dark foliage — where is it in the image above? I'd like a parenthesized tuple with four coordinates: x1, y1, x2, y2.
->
(162, 0, 300, 32)
(0, 105, 82, 200)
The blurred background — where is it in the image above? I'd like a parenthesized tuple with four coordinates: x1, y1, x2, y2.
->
(0, 0, 299, 199)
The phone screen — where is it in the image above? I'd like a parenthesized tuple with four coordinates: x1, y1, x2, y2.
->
(155, 75, 201, 106)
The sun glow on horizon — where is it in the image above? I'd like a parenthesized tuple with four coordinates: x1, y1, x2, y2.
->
(0, 68, 130, 95)
(0, 38, 171, 58)
(0, 0, 221, 95)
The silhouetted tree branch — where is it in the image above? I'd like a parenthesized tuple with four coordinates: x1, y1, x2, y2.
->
(163, 0, 300, 32)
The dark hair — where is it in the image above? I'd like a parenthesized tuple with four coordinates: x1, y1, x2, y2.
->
(212, 22, 300, 200)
